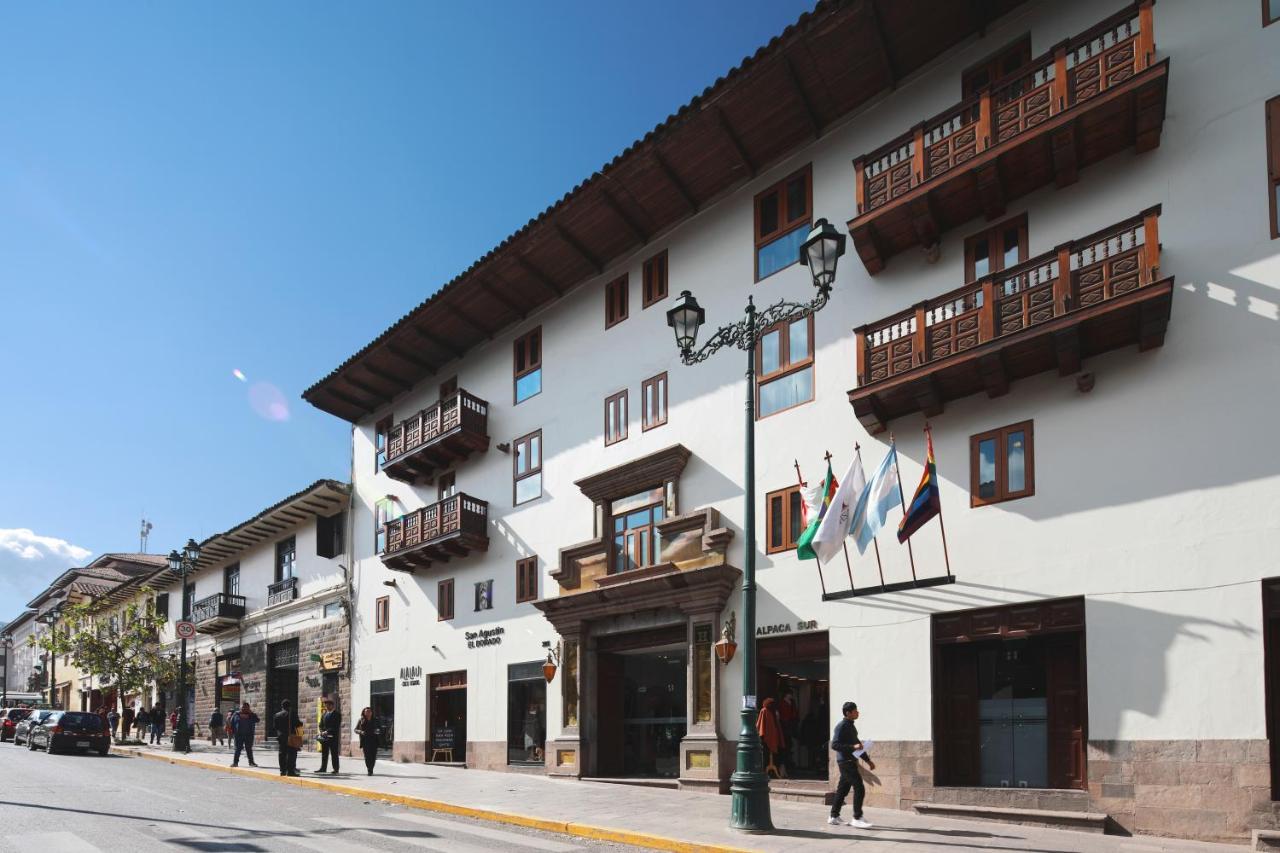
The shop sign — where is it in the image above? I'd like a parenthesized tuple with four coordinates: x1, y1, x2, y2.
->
(433, 726, 458, 750)
(319, 651, 344, 672)
(400, 665, 422, 687)
(755, 619, 818, 637)
(465, 626, 504, 649)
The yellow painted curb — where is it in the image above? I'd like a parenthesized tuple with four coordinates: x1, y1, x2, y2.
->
(115, 748, 756, 853)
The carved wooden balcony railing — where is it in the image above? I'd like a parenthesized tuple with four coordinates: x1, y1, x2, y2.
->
(849, 2, 1167, 274)
(266, 577, 298, 608)
(383, 389, 490, 484)
(849, 207, 1172, 433)
(381, 493, 490, 573)
(191, 593, 246, 634)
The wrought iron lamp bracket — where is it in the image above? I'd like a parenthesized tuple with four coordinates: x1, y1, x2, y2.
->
(677, 287, 830, 366)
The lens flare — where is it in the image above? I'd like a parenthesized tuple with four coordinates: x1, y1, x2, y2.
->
(232, 369, 247, 382)
(247, 381, 290, 422)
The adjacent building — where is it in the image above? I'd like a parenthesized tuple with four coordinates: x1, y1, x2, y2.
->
(1, 611, 39, 701)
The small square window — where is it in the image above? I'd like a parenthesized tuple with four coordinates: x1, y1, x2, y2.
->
(765, 484, 806, 554)
(605, 274, 629, 328)
(642, 250, 668, 308)
(970, 420, 1035, 506)
(474, 579, 494, 612)
(516, 557, 538, 603)
(514, 328, 543, 404)
(323, 602, 342, 620)
(964, 214, 1027, 282)
(513, 430, 543, 505)
(641, 373, 668, 431)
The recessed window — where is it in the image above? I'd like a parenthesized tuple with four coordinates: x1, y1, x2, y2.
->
(516, 557, 538, 603)
(316, 511, 344, 559)
(605, 274, 629, 328)
(611, 486, 666, 574)
(375, 596, 390, 632)
(765, 485, 805, 554)
(1268, 96, 1280, 238)
(275, 536, 296, 582)
(756, 314, 814, 418)
(513, 430, 543, 505)
(375, 416, 392, 470)
(604, 390, 628, 446)
(437, 471, 457, 502)
(374, 499, 391, 553)
(154, 593, 169, 622)
(642, 250, 668, 308)
(641, 373, 668, 431)
(970, 420, 1035, 506)
(754, 165, 811, 281)
(183, 582, 195, 619)
(474, 579, 494, 612)
(223, 563, 240, 597)
(514, 327, 542, 404)
(964, 214, 1027, 282)
(323, 601, 342, 620)
(438, 579, 455, 621)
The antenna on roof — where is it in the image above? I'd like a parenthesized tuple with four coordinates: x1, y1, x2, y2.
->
(140, 516, 153, 553)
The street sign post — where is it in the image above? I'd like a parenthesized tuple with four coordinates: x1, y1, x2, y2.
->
(175, 621, 196, 640)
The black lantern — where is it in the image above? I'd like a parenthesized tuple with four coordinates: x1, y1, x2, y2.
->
(666, 290, 706, 353)
(166, 550, 182, 573)
(184, 538, 201, 565)
(799, 217, 846, 292)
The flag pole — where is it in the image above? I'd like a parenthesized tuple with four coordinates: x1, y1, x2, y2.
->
(855, 443, 877, 591)
(926, 423, 952, 577)
(891, 433, 918, 584)
(835, 450, 855, 594)
(799, 457, 828, 596)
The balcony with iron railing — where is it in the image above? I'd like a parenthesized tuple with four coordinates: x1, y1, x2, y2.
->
(266, 577, 298, 608)
(849, 207, 1171, 433)
(847, 2, 1167, 274)
(381, 493, 490, 573)
(191, 593, 246, 634)
(383, 389, 490, 484)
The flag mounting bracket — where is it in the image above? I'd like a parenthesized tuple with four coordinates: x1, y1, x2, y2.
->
(821, 574, 956, 601)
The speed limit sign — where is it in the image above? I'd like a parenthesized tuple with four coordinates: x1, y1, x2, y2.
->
(175, 620, 197, 640)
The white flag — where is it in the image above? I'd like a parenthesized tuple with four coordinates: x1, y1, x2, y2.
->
(850, 445, 900, 554)
(812, 448, 865, 565)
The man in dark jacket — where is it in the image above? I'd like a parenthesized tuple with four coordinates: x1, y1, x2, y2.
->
(230, 702, 259, 768)
(317, 697, 342, 774)
(828, 701, 875, 829)
(273, 699, 301, 777)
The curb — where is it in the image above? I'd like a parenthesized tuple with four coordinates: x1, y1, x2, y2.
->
(114, 747, 756, 853)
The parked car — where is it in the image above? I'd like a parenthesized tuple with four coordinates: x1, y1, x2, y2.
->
(0, 708, 32, 742)
(29, 711, 110, 755)
(13, 710, 55, 746)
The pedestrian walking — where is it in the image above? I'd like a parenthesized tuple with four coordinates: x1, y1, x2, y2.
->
(317, 698, 341, 774)
(273, 699, 301, 777)
(354, 707, 382, 776)
(107, 708, 120, 740)
(230, 702, 260, 767)
(136, 708, 150, 742)
(209, 707, 225, 746)
(168, 709, 178, 742)
(122, 705, 135, 740)
(152, 707, 166, 744)
(828, 701, 875, 829)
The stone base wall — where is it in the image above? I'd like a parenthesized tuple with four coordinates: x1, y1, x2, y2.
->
(393, 739, 427, 763)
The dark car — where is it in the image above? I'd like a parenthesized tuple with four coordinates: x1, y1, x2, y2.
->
(29, 711, 110, 755)
(0, 708, 32, 742)
(13, 710, 54, 746)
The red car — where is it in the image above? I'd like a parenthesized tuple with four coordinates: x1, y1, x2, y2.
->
(0, 708, 32, 742)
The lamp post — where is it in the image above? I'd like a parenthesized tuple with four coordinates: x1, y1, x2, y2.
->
(167, 538, 201, 753)
(666, 218, 845, 833)
(1, 632, 12, 707)
(38, 603, 65, 709)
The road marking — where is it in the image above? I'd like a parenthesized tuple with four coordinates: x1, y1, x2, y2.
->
(239, 819, 372, 853)
(2, 832, 101, 853)
(381, 811, 581, 852)
(313, 816, 502, 853)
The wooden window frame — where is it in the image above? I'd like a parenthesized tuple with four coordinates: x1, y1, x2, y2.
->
(374, 499, 390, 554)
(513, 429, 543, 505)
(1268, 96, 1280, 239)
(970, 420, 1036, 507)
(641, 372, 668, 431)
(513, 327, 543, 405)
(604, 390, 628, 446)
(765, 485, 805, 554)
(274, 536, 296, 582)
(964, 213, 1028, 282)
(375, 595, 390, 632)
(438, 579, 454, 622)
(516, 557, 538, 604)
(960, 35, 1032, 98)
(375, 416, 392, 471)
(223, 563, 240, 598)
(754, 164, 812, 282)
(437, 471, 457, 502)
(1266, 0, 1279, 27)
(605, 274, 629, 328)
(755, 313, 815, 419)
(642, 250, 668, 308)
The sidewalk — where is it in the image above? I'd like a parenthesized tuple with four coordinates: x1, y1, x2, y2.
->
(114, 741, 1243, 853)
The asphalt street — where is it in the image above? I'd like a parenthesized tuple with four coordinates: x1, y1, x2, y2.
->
(0, 742, 646, 853)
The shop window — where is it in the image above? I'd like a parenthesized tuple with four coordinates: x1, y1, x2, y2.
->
(437, 471, 457, 502)
(562, 639, 579, 727)
(641, 372, 668, 431)
(765, 484, 805, 553)
(610, 486, 666, 574)
(516, 557, 538, 604)
(375, 596, 389, 632)
(756, 314, 814, 418)
(474, 579, 493, 612)
(1268, 96, 1280, 238)
(375, 416, 392, 470)
(754, 165, 811, 281)
(604, 390, 628, 446)
(369, 679, 395, 749)
(316, 511, 344, 559)
(970, 420, 1035, 506)
(514, 327, 542, 404)
(964, 214, 1027, 281)
(374, 499, 391, 554)
(961, 36, 1032, 97)
(508, 661, 547, 766)
(438, 579, 455, 621)
(223, 563, 240, 597)
(642, 250, 668, 307)
(693, 624, 713, 724)
(605, 274, 628, 328)
(513, 430, 543, 505)
(275, 536, 296, 582)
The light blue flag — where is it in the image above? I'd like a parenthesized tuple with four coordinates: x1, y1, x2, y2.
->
(849, 445, 901, 554)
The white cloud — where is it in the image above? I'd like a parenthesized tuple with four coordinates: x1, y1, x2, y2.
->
(0, 529, 93, 617)
(0, 529, 91, 563)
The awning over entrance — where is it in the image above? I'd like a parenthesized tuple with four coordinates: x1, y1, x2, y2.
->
(534, 563, 740, 636)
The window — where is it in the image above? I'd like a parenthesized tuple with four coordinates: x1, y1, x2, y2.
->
(604, 390, 628, 446)
(374, 499, 391, 553)
(970, 420, 1035, 506)
(754, 165, 811, 281)
(375, 416, 392, 470)
(323, 601, 342, 620)
(183, 583, 195, 619)
(964, 214, 1027, 281)
(375, 596, 389, 632)
(275, 536, 296, 582)
(514, 327, 542, 404)
(605, 274, 628, 328)
(756, 314, 814, 418)
(641, 373, 668, 431)
(642, 250, 668, 307)
(507, 662, 547, 765)
(516, 557, 538, 603)
(765, 485, 806, 554)
(437, 471, 457, 502)
(961, 36, 1031, 97)
(316, 511, 345, 559)
(438, 579, 455, 621)
(513, 430, 543, 505)
(1268, 96, 1280, 238)
(610, 486, 666, 574)
(223, 563, 240, 597)
(474, 579, 494, 612)
(439, 376, 458, 399)
(154, 593, 169, 622)
(1267, 0, 1279, 27)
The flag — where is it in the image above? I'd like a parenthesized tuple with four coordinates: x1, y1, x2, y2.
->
(850, 445, 900, 554)
(796, 461, 838, 560)
(811, 449, 866, 565)
(898, 430, 941, 543)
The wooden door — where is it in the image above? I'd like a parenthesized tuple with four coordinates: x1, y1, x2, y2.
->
(1264, 580, 1280, 800)
(1046, 634, 1085, 789)
(935, 644, 979, 786)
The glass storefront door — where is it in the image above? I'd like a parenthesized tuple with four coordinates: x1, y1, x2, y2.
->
(507, 662, 547, 766)
(369, 678, 394, 751)
(620, 647, 686, 778)
(977, 640, 1048, 788)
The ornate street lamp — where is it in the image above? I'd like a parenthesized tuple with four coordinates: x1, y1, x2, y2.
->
(666, 218, 845, 833)
(167, 538, 201, 753)
(38, 603, 65, 709)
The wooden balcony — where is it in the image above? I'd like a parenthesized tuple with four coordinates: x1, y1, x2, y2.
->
(191, 593, 246, 634)
(381, 493, 490, 573)
(849, 208, 1172, 434)
(266, 577, 298, 608)
(383, 390, 490, 484)
(848, 2, 1167, 274)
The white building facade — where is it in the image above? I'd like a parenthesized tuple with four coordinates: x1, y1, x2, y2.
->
(306, 0, 1280, 842)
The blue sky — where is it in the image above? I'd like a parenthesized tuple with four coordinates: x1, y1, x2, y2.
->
(0, 1, 814, 612)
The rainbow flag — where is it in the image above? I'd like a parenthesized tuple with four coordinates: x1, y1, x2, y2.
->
(796, 460, 838, 560)
(897, 430, 941, 543)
